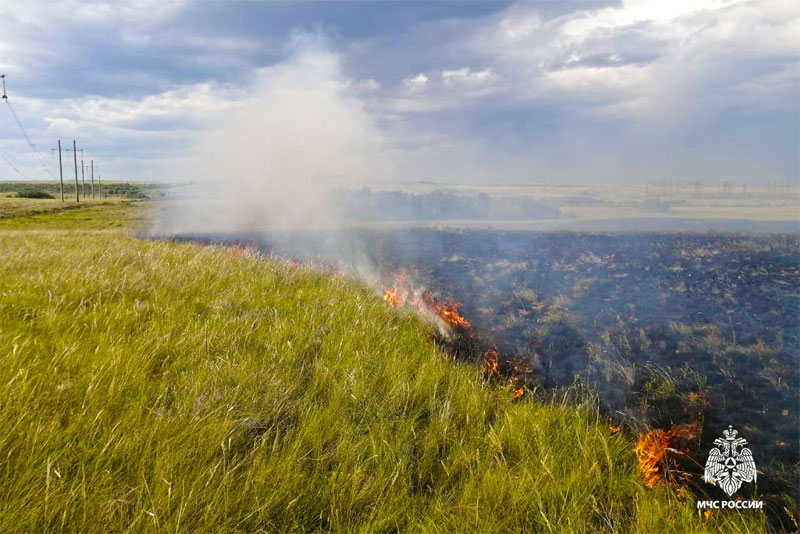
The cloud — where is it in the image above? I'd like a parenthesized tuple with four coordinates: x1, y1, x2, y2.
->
(0, 0, 796, 185)
(403, 73, 429, 92)
(470, 0, 799, 117)
(370, 0, 799, 183)
(388, 67, 499, 114)
(441, 67, 496, 86)
(0, 80, 253, 181)
(0, 1, 187, 76)
(344, 78, 382, 93)
(42, 84, 246, 131)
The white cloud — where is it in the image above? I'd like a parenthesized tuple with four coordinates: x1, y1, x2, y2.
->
(545, 64, 648, 98)
(22, 83, 247, 133)
(468, 0, 800, 117)
(402, 73, 429, 91)
(0, 1, 188, 75)
(0, 81, 253, 182)
(559, 0, 735, 38)
(368, 0, 798, 184)
(388, 67, 499, 113)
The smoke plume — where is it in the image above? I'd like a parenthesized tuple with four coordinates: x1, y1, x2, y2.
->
(153, 40, 389, 235)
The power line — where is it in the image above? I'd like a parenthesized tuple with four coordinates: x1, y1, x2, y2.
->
(0, 142, 33, 178)
(0, 146, 33, 180)
(1, 76, 98, 191)
(4, 98, 57, 180)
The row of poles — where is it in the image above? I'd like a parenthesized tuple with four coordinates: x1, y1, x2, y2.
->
(1, 74, 103, 202)
(51, 140, 102, 203)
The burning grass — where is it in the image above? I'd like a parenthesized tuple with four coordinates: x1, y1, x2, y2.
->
(0, 221, 766, 533)
(634, 423, 698, 489)
(382, 272, 471, 333)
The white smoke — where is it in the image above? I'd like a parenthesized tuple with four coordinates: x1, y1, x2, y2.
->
(153, 40, 390, 235)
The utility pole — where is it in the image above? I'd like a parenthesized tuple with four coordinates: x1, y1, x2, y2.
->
(51, 140, 64, 202)
(81, 159, 85, 198)
(72, 140, 79, 202)
(90, 160, 94, 198)
(66, 146, 84, 199)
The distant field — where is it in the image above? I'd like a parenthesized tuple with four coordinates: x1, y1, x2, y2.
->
(6, 180, 795, 231)
(0, 196, 128, 219)
(0, 180, 167, 199)
(0, 196, 150, 230)
(373, 182, 800, 224)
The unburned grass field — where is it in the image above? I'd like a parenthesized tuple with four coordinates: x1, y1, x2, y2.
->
(0, 197, 767, 532)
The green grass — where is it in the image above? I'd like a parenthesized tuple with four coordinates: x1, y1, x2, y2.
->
(0, 196, 149, 229)
(0, 201, 766, 532)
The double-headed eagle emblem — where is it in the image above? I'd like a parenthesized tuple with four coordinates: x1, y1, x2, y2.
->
(704, 426, 757, 496)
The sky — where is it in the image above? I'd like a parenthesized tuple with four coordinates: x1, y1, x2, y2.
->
(0, 0, 797, 185)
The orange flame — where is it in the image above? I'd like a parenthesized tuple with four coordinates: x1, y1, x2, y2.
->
(483, 349, 501, 379)
(499, 380, 525, 400)
(634, 423, 697, 488)
(431, 300, 471, 329)
(383, 288, 402, 307)
(382, 273, 472, 330)
(231, 243, 258, 258)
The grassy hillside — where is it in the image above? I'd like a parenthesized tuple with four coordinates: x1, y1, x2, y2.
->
(0, 198, 765, 532)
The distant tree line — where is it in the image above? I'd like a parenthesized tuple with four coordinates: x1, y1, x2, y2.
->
(0, 181, 165, 199)
(333, 189, 561, 221)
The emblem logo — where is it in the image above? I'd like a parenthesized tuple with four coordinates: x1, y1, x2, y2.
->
(703, 426, 756, 496)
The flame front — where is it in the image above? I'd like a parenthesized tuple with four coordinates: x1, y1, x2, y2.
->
(634, 423, 697, 488)
(383, 288, 402, 307)
(634, 428, 670, 488)
(483, 349, 501, 379)
(429, 299, 471, 329)
(382, 272, 471, 331)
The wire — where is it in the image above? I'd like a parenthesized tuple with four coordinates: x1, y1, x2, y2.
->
(0, 146, 33, 180)
(0, 141, 30, 171)
(4, 99, 56, 179)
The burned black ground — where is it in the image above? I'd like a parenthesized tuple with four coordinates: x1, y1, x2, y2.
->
(369, 231, 800, 497)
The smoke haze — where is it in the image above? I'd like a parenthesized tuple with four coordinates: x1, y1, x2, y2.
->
(154, 41, 389, 235)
